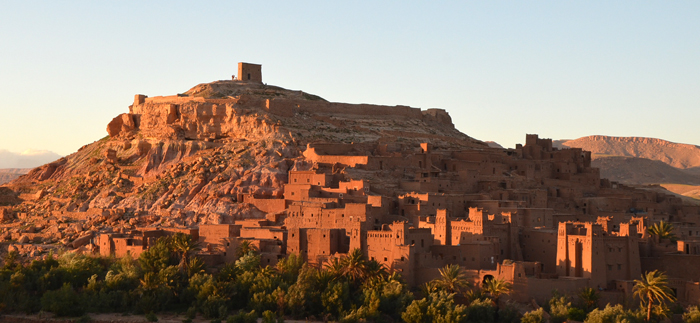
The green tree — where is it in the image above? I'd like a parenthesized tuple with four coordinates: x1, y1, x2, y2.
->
(579, 287, 601, 312)
(466, 298, 496, 323)
(40, 283, 85, 317)
(584, 304, 644, 323)
(139, 236, 174, 274)
(633, 270, 676, 322)
(522, 308, 546, 323)
(548, 295, 573, 323)
(402, 291, 468, 323)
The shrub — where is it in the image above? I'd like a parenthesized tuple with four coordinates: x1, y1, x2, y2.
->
(226, 310, 257, 323)
(186, 305, 197, 319)
(497, 301, 522, 323)
(466, 298, 496, 323)
(584, 304, 643, 323)
(40, 283, 85, 317)
(402, 291, 468, 323)
(145, 312, 158, 322)
(684, 306, 700, 323)
(522, 308, 545, 323)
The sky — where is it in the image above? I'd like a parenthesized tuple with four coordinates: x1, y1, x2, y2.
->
(1, 1, 699, 160)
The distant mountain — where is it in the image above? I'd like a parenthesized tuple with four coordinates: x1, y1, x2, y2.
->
(554, 136, 700, 169)
(591, 157, 700, 185)
(0, 168, 30, 185)
(0, 149, 62, 169)
(556, 136, 700, 195)
(485, 141, 504, 149)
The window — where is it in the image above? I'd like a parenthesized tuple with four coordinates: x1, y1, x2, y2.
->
(384, 257, 388, 261)
(617, 264, 622, 270)
(607, 265, 612, 270)
(247, 73, 251, 80)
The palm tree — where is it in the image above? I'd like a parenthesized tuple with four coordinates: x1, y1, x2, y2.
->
(171, 233, 200, 273)
(482, 277, 512, 305)
(365, 258, 389, 279)
(324, 256, 345, 280)
(236, 240, 258, 259)
(341, 249, 369, 283)
(138, 272, 160, 298)
(578, 287, 600, 311)
(421, 280, 440, 296)
(633, 270, 676, 322)
(647, 221, 677, 241)
(435, 264, 470, 294)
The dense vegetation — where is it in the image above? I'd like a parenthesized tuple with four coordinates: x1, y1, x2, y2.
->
(0, 234, 697, 323)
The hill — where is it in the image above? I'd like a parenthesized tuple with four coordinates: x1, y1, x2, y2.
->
(555, 135, 700, 188)
(0, 149, 62, 169)
(0, 168, 30, 185)
(555, 135, 700, 169)
(2, 78, 485, 227)
(591, 156, 700, 185)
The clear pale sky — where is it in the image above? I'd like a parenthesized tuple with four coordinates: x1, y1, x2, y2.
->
(1, 1, 699, 157)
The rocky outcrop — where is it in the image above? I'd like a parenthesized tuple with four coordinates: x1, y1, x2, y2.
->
(106, 113, 137, 137)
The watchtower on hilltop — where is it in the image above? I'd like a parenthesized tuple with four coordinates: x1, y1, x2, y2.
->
(237, 62, 262, 82)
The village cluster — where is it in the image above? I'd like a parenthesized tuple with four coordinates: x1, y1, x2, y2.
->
(96, 134, 700, 305)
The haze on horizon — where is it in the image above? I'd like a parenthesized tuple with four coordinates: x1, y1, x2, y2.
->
(1, 1, 699, 158)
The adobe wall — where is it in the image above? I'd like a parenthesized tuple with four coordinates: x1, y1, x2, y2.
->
(288, 228, 345, 265)
(199, 224, 241, 251)
(518, 277, 590, 303)
(429, 243, 497, 270)
(520, 228, 558, 272)
(641, 254, 700, 281)
(288, 171, 331, 186)
(303, 146, 369, 167)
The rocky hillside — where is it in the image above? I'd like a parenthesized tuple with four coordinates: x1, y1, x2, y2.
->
(0, 79, 485, 230)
